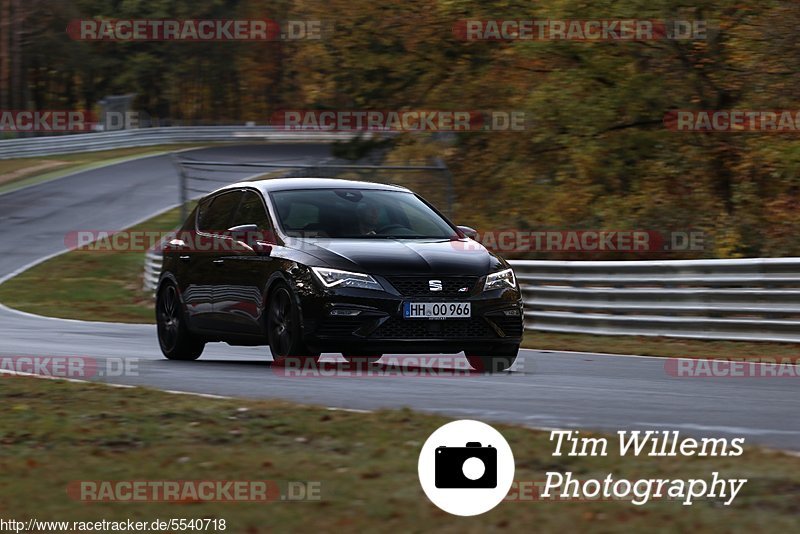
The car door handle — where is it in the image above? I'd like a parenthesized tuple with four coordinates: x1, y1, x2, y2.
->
(179, 255, 191, 262)
(212, 259, 225, 265)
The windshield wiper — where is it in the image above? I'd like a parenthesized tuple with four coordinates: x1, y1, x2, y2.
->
(371, 235, 449, 239)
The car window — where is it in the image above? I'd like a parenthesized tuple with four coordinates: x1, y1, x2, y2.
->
(197, 191, 242, 233)
(396, 199, 451, 236)
(283, 202, 320, 231)
(232, 191, 273, 232)
(270, 188, 455, 238)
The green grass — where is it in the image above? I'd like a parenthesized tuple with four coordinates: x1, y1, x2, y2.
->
(522, 331, 800, 360)
(0, 205, 187, 323)
(0, 144, 213, 195)
(0, 376, 798, 531)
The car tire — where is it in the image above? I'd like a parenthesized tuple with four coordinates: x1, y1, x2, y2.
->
(267, 283, 321, 364)
(342, 354, 382, 364)
(465, 346, 519, 373)
(156, 282, 205, 361)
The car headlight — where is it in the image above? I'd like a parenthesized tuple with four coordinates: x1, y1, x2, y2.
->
(484, 268, 516, 291)
(311, 267, 383, 291)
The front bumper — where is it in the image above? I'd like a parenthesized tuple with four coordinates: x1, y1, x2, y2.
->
(295, 273, 524, 354)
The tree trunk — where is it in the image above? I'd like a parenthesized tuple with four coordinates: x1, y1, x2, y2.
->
(10, 0, 21, 109)
(0, 0, 9, 109)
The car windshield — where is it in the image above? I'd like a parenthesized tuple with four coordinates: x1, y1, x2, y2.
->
(270, 188, 457, 239)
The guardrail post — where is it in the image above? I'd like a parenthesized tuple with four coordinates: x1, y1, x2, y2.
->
(435, 157, 454, 218)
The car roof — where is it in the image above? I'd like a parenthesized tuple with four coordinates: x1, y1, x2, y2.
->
(209, 177, 412, 196)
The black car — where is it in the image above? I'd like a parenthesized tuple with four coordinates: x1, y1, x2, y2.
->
(156, 178, 523, 372)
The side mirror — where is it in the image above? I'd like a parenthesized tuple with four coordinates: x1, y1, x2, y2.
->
(228, 224, 259, 234)
(227, 224, 273, 256)
(457, 225, 478, 239)
(162, 238, 187, 252)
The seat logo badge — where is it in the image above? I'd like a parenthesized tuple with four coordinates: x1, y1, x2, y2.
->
(429, 280, 443, 292)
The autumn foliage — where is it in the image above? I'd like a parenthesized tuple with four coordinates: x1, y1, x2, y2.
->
(2, 1, 800, 258)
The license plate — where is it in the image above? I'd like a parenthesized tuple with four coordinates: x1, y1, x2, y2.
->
(403, 302, 471, 319)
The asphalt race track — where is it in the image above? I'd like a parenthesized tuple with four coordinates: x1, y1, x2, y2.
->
(0, 144, 798, 452)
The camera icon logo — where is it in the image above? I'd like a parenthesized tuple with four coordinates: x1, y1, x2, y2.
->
(435, 442, 497, 488)
(418, 420, 514, 516)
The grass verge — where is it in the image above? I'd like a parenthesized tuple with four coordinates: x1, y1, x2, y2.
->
(0, 376, 798, 531)
(0, 205, 186, 323)
(522, 331, 800, 359)
(0, 144, 212, 195)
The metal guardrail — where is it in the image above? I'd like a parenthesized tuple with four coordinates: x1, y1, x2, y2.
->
(143, 250, 163, 293)
(515, 258, 800, 343)
(0, 126, 358, 159)
(142, 254, 800, 343)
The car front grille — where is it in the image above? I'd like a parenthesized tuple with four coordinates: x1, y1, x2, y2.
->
(316, 317, 364, 337)
(370, 318, 496, 339)
(487, 315, 524, 338)
(315, 314, 520, 340)
(386, 276, 479, 297)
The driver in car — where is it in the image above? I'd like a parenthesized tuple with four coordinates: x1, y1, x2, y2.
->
(357, 200, 381, 236)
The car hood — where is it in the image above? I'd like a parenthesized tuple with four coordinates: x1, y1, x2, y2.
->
(287, 237, 504, 276)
